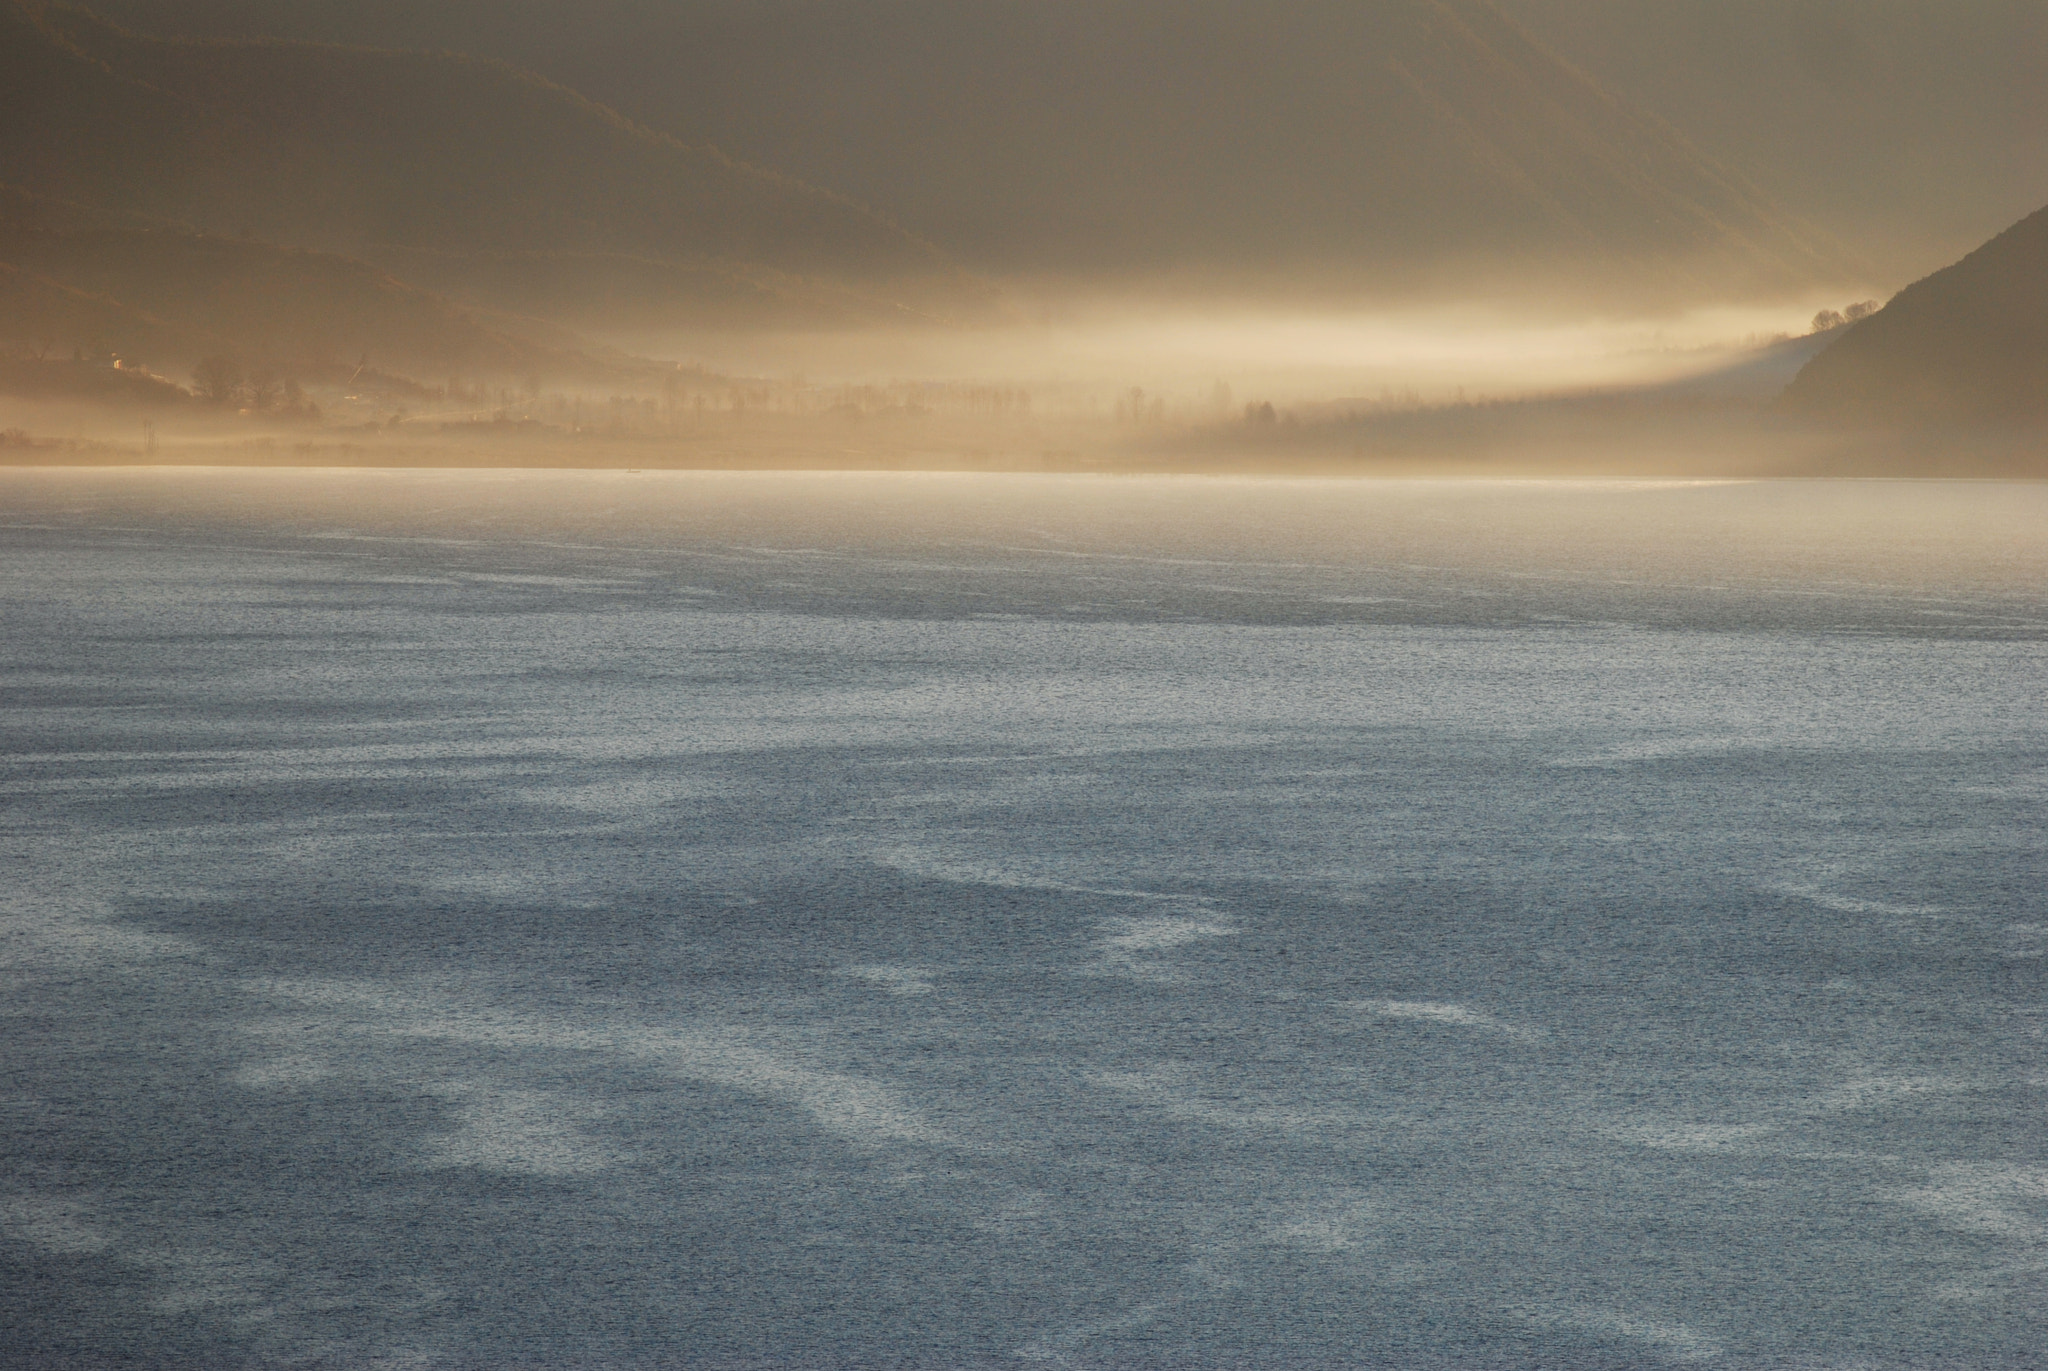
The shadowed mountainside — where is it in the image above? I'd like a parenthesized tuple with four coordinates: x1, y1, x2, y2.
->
(1782, 204, 2048, 426)
(0, 0, 974, 313)
(0, 257, 212, 367)
(38, 0, 1852, 297)
(0, 187, 602, 382)
(360, 247, 936, 333)
(1497, 0, 2048, 278)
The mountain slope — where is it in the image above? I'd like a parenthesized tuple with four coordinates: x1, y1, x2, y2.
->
(1496, 0, 2048, 278)
(0, 257, 216, 363)
(0, 0, 960, 299)
(1781, 204, 2048, 426)
(58, 0, 1855, 292)
(361, 247, 936, 332)
(0, 189, 595, 379)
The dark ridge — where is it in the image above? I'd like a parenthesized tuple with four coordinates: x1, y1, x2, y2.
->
(1781, 203, 2048, 426)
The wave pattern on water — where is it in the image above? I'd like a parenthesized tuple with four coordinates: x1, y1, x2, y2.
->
(1, 472, 2044, 1368)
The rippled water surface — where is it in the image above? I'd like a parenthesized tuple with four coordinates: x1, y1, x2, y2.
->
(3, 470, 2044, 1368)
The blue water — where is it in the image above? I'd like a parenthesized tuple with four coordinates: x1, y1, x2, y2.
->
(2, 470, 2044, 1368)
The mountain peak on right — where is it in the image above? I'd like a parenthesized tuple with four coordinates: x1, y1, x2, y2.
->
(1782, 204, 2048, 427)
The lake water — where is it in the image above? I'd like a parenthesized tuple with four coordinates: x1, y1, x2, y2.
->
(2, 469, 2044, 1368)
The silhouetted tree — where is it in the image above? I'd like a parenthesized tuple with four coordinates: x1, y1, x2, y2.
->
(193, 354, 243, 404)
(1813, 300, 1881, 334)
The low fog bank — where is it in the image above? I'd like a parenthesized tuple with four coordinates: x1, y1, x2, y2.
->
(11, 292, 2041, 480)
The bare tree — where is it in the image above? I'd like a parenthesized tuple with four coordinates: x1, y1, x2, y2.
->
(193, 355, 243, 405)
